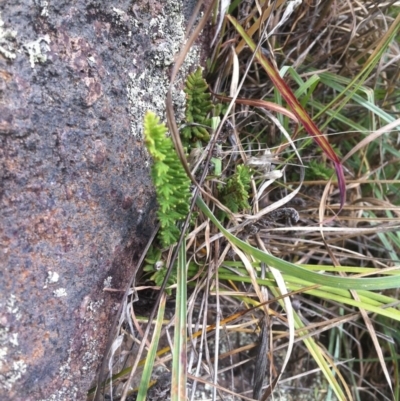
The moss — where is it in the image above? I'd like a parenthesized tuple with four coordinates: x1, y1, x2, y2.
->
(143, 111, 191, 247)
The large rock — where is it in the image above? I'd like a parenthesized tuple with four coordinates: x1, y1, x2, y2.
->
(0, 0, 200, 399)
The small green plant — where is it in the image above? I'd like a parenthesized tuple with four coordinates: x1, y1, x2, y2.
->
(143, 111, 191, 247)
(143, 246, 177, 295)
(306, 159, 335, 180)
(220, 164, 252, 213)
(181, 67, 213, 143)
(143, 246, 199, 295)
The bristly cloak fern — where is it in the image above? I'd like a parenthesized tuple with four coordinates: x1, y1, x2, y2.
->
(144, 111, 191, 247)
(181, 67, 213, 143)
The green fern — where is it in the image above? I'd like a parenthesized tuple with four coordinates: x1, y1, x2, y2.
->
(144, 111, 191, 247)
(220, 165, 252, 213)
(181, 67, 213, 143)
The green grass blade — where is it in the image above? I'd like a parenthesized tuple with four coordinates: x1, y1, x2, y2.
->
(216, 270, 400, 322)
(312, 12, 400, 130)
(318, 72, 397, 125)
(136, 293, 167, 401)
(196, 196, 400, 290)
(171, 239, 187, 401)
(292, 311, 349, 401)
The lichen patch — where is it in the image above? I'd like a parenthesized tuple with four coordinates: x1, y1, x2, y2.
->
(127, 1, 199, 140)
(0, 12, 17, 60)
(23, 34, 50, 68)
(0, 296, 26, 390)
(53, 288, 67, 298)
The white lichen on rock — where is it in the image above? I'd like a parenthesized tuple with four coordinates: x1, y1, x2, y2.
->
(0, 295, 26, 390)
(0, 12, 17, 60)
(112, 7, 127, 18)
(43, 270, 60, 288)
(127, 1, 199, 140)
(1, 360, 27, 391)
(58, 355, 72, 380)
(23, 34, 50, 68)
(48, 271, 59, 283)
(53, 288, 67, 298)
(8, 333, 18, 348)
(103, 276, 112, 288)
(0, 346, 7, 369)
(87, 298, 104, 314)
(81, 335, 99, 371)
(39, 386, 78, 401)
(37, 0, 50, 17)
(6, 295, 21, 320)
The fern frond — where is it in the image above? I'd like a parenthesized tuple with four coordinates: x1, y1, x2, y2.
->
(220, 165, 252, 213)
(144, 111, 191, 247)
(182, 67, 213, 142)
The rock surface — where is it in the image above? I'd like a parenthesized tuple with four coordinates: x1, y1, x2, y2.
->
(0, 0, 200, 399)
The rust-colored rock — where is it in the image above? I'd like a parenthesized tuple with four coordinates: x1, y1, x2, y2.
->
(0, 0, 190, 399)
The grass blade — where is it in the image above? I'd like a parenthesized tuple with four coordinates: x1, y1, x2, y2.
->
(196, 196, 400, 290)
(136, 293, 167, 401)
(171, 239, 188, 401)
